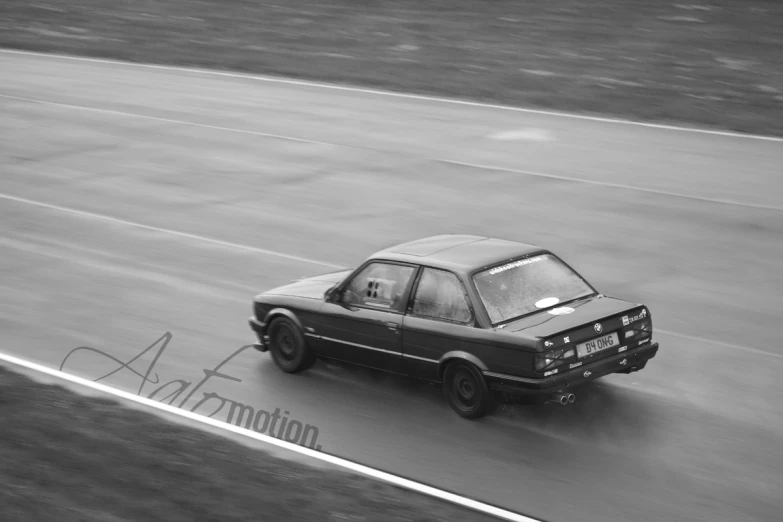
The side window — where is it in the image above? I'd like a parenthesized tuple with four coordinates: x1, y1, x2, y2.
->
(411, 268, 472, 323)
(342, 262, 416, 312)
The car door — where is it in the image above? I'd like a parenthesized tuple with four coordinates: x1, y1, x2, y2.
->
(313, 260, 418, 373)
(401, 267, 476, 381)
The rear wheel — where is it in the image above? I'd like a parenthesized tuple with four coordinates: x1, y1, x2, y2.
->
(267, 316, 316, 373)
(443, 361, 494, 419)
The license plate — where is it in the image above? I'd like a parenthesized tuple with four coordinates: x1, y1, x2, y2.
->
(576, 332, 619, 358)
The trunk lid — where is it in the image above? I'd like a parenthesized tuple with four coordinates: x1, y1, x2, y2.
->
(500, 294, 639, 338)
(500, 294, 652, 373)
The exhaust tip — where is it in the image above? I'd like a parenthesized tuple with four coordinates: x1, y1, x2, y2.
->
(568, 393, 576, 404)
(546, 394, 569, 406)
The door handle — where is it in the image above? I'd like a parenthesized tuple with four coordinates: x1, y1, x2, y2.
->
(386, 322, 399, 331)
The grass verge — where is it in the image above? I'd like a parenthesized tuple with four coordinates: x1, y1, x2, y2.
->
(0, 365, 500, 522)
(1, 0, 782, 136)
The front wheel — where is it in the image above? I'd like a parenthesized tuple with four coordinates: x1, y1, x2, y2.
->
(442, 361, 494, 419)
(267, 316, 316, 373)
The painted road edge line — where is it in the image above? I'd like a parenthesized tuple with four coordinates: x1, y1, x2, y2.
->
(0, 192, 345, 270)
(0, 352, 543, 522)
(440, 160, 783, 213)
(1, 47, 782, 143)
(656, 329, 782, 360)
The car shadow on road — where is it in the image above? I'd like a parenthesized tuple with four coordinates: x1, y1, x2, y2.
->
(491, 380, 663, 443)
(253, 356, 662, 448)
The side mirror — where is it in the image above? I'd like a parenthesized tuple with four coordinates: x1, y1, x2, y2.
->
(325, 287, 342, 303)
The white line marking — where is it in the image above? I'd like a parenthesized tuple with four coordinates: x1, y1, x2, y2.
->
(0, 94, 337, 148)
(656, 329, 782, 360)
(0, 352, 541, 522)
(488, 128, 554, 142)
(0, 193, 345, 270)
(2, 48, 783, 142)
(1, 191, 780, 360)
(3, 93, 781, 212)
(439, 160, 783, 213)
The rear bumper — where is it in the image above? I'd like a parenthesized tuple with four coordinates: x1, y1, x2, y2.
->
(248, 317, 269, 352)
(483, 341, 659, 395)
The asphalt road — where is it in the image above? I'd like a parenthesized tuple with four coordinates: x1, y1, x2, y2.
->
(1, 51, 782, 522)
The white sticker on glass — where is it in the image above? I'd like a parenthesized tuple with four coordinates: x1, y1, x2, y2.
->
(535, 297, 560, 308)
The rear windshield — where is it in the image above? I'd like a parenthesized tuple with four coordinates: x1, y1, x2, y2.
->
(472, 254, 594, 324)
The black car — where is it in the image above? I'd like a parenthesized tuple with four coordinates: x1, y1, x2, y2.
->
(249, 235, 659, 419)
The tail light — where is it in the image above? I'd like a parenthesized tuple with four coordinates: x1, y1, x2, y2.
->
(535, 346, 576, 371)
(624, 319, 652, 340)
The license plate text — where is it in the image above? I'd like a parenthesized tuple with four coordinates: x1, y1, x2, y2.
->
(577, 332, 619, 358)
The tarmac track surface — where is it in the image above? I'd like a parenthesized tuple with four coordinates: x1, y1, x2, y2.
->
(1, 52, 782, 522)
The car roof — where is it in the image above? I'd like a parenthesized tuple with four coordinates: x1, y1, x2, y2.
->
(368, 234, 546, 275)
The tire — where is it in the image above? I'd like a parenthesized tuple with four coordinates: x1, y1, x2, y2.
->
(442, 361, 495, 419)
(267, 316, 316, 373)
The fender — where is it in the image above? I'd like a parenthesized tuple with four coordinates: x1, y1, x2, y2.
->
(437, 350, 489, 378)
(263, 307, 304, 332)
